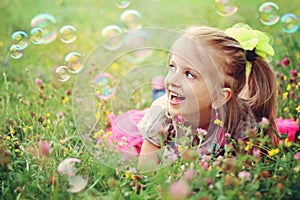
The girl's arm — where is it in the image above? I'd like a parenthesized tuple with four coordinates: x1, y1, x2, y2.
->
(138, 140, 161, 170)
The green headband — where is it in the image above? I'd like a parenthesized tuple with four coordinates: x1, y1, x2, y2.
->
(224, 23, 274, 77)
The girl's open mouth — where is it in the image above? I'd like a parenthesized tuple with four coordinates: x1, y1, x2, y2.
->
(169, 91, 185, 105)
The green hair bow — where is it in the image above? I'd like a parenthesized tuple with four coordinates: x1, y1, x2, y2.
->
(224, 23, 274, 76)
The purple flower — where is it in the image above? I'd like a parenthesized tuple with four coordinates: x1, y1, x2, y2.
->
(238, 170, 252, 181)
(38, 140, 51, 157)
(168, 180, 191, 200)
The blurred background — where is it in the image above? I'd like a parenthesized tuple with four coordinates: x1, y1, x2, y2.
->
(1, 0, 300, 80)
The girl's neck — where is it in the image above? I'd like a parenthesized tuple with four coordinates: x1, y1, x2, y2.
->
(182, 112, 211, 132)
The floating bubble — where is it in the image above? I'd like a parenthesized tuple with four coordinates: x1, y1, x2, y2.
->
(64, 52, 84, 74)
(30, 27, 44, 44)
(120, 9, 142, 30)
(116, 0, 130, 8)
(11, 31, 29, 50)
(10, 44, 23, 59)
(55, 66, 71, 82)
(59, 25, 77, 44)
(215, 0, 238, 16)
(259, 2, 280, 26)
(30, 13, 57, 44)
(57, 158, 88, 193)
(281, 13, 298, 33)
(93, 73, 114, 100)
(123, 29, 152, 63)
(101, 25, 123, 51)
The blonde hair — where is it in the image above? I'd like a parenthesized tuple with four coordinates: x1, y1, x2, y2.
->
(183, 26, 277, 137)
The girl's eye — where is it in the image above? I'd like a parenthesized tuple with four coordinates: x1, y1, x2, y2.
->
(186, 71, 195, 79)
(169, 64, 176, 71)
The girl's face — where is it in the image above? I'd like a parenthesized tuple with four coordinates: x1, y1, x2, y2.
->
(164, 54, 212, 128)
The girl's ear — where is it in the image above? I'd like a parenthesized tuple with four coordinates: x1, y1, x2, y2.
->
(222, 87, 232, 105)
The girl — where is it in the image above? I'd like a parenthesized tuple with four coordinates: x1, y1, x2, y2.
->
(138, 24, 278, 169)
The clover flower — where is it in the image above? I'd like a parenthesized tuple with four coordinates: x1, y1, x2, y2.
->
(238, 170, 252, 181)
(38, 140, 51, 157)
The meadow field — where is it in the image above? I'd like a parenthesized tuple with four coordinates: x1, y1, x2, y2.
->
(0, 0, 300, 199)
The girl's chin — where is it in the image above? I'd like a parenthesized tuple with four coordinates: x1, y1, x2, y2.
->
(167, 105, 183, 116)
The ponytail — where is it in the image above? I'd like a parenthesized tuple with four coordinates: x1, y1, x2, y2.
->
(247, 57, 277, 121)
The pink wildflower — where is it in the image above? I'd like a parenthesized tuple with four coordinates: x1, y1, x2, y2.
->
(35, 78, 43, 86)
(281, 56, 289, 67)
(294, 152, 300, 160)
(168, 180, 191, 200)
(252, 148, 261, 159)
(56, 111, 64, 117)
(238, 170, 252, 181)
(260, 117, 270, 128)
(38, 140, 51, 157)
(183, 169, 196, 181)
(290, 69, 297, 77)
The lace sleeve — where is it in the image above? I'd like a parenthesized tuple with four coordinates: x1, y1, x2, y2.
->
(137, 95, 168, 147)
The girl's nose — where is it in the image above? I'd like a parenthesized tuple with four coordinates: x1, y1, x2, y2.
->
(165, 71, 181, 88)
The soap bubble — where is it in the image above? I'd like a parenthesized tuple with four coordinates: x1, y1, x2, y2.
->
(116, 0, 130, 8)
(101, 25, 123, 51)
(123, 29, 152, 63)
(259, 2, 280, 26)
(11, 31, 28, 50)
(30, 27, 44, 44)
(120, 9, 142, 30)
(281, 13, 298, 33)
(59, 25, 77, 44)
(30, 13, 57, 44)
(10, 44, 23, 59)
(55, 66, 71, 82)
(215, 0, 238, 17)
(93, 73, 115, 100)
(57, 158, 88, 193)
(64, 52, 84, 74)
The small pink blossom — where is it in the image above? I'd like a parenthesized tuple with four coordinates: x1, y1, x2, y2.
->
(177, 115, 184, 124)
(196, 128, 208, 136)
(294, 152, 300, 160)
(201, 161, 209, 171)
(56, 111, 64, 117)
(290, 69, 297, 77)
(289, 91, 295, 100)
(252, 148, 261, 159)
(260, 117, 270, 127)
(38, 140, 51, 157)
(168, 180, 191, 200)
(281, 56, 289, 67)
(238, 170, 252, 181)
(35, 78, 43, 86)
(183, 169, 196, 181)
